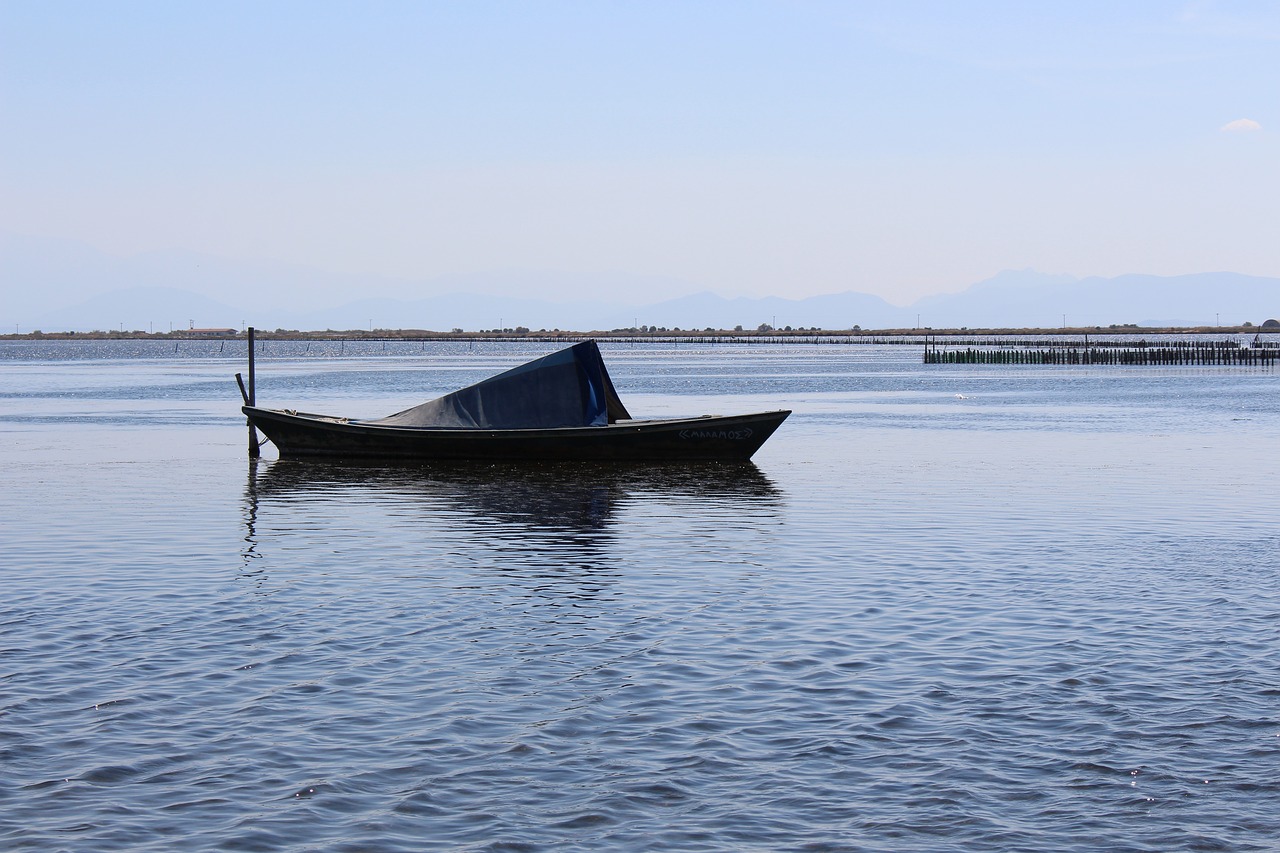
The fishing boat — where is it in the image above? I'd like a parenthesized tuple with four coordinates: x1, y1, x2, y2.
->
(240, 341, 790, 462)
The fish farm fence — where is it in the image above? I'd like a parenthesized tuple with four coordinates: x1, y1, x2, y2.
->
(924, 339, 1280, 366)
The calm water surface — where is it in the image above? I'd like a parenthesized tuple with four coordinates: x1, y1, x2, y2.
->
(2, 339, 1279, 851)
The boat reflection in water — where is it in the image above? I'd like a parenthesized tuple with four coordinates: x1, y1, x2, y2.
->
(241, 459, 784, 584)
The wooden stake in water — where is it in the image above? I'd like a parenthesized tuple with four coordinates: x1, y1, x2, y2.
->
(247, 327, 260, 459)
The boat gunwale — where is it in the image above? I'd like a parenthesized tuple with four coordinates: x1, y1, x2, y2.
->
(243, 405, 790, 437)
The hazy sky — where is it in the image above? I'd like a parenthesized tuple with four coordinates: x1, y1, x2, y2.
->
(2, 0, 1276, 305)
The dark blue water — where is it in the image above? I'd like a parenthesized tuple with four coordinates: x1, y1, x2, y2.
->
(3, 339, 1279, 851)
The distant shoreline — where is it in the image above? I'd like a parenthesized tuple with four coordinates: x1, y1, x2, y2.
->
(2, 325, 1276, 342)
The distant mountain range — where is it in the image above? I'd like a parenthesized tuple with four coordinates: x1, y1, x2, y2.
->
(3, 231, 1277, 332)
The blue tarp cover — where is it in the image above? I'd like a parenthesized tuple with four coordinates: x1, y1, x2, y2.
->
(362, 341, 632, 430)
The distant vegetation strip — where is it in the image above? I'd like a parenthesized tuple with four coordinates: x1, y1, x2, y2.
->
(5, 323, 1278, 342)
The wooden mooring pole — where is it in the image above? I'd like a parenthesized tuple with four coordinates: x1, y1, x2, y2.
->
(246, 326, 260, 458)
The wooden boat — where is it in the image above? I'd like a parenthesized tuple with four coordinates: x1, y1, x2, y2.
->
(241, 341, 790, 462)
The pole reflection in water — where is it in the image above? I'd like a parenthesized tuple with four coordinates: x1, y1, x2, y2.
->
(242, 459, 265, 578)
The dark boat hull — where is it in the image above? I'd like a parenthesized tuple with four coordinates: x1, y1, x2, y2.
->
(243, 406, 791, 462)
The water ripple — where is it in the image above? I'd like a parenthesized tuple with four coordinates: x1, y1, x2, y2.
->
(4, 348, 1280, 850)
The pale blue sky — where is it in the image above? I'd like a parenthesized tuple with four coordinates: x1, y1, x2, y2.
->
(2, 0, 1276, 305)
